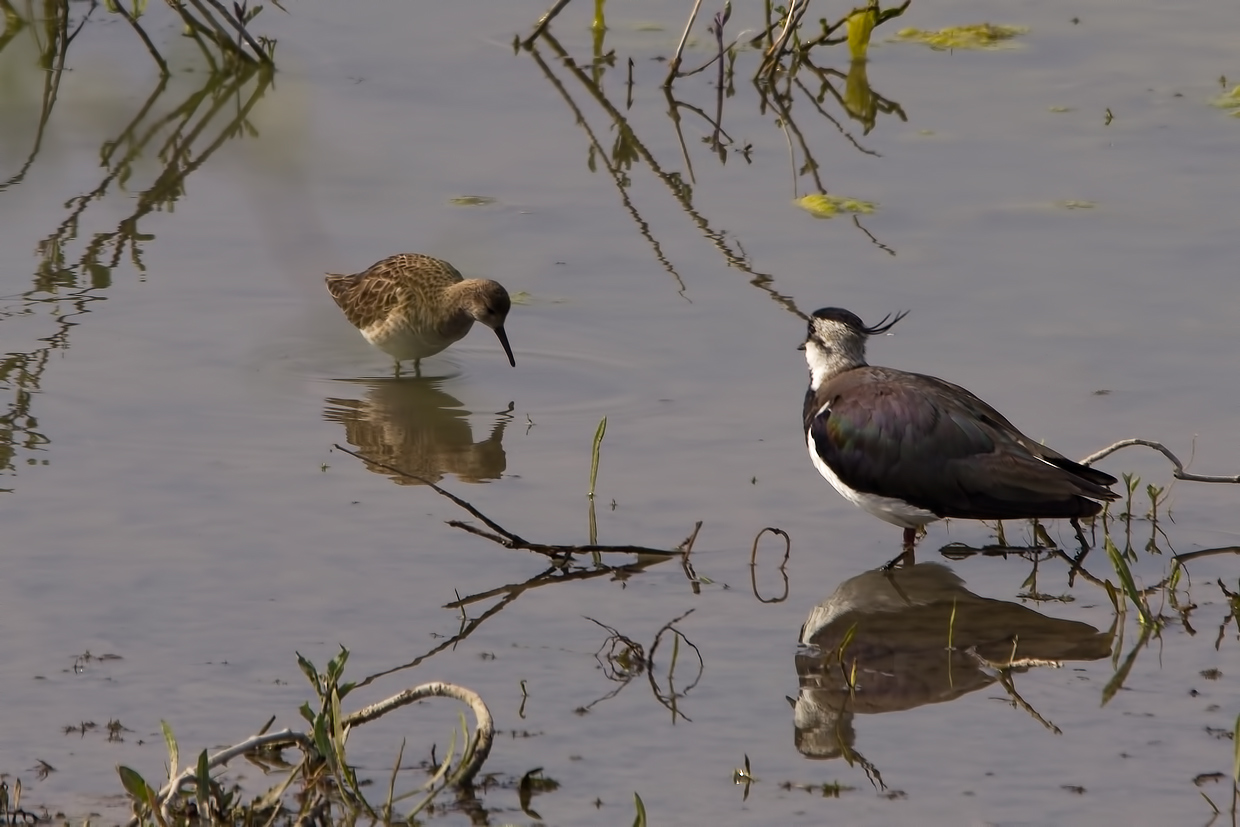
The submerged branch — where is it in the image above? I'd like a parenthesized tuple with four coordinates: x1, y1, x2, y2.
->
(334, 444, 688, 557)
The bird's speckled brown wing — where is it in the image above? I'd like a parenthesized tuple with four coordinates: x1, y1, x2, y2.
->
(324, 254, 464, 332)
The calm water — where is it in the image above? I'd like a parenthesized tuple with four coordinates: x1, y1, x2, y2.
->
(1, 0, 1237, 824)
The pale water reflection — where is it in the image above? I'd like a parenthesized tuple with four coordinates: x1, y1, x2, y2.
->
(793, 562, 1113, 764)
(324, 377, 512, 486)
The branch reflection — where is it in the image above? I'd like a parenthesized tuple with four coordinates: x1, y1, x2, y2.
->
(0, 8, 272, 488)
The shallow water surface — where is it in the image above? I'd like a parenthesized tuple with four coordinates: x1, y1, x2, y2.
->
(1, 0, 1237, 824)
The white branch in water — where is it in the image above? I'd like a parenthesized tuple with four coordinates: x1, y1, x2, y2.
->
(344, 681, 494, 785)
(128, 681, 494, 827)
(1079, 438, 1240, 484)
(144, 729, 314, 825)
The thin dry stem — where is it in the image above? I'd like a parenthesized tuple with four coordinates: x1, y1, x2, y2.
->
(524, 0, 575, 46)
(664, 0, 705, 86)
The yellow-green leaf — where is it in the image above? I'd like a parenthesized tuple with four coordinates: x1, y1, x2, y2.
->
(796, 193, 876, 219)
(847, 8, 877, 60)
(894, 23, 1028, 51)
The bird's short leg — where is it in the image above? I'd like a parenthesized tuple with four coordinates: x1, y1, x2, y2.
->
(1066, 516, 1092, 587)
(414, 358, 422, 378)
(393, 359, 403, 378)
(882, 527, 919, 569)
(1070, 516, 1091, 552)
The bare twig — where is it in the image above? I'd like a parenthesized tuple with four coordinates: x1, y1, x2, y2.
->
(1079, 438, 1240, 484)
(110, 2, 168, 75)
(664, 0, 705, 86)
(524, 0, 575, 47)
(646, 608, 703, 720)
(750, 527, 791, 604)
(334, 444, 686, 557)
(200, 0, 272, 62)
(758, 0, 811, 79)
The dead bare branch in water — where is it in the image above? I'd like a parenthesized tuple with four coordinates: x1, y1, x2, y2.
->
(647, 608, 704, 721)
(751, 526, 792, 603)
(679, 521, 707, 592)
(122, 680, 492, 827)
(334, 444, 689, 557)
(1080, 438, 1240, 484)
(578, 609, 701, 717)
(344, 682, 494, 785)
(523, 0, 575, 47)
(352, 556, 673, 691)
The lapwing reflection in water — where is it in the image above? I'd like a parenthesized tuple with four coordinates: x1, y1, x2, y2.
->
(324, 378, 512, 485)
(791, 563, 1113, 761)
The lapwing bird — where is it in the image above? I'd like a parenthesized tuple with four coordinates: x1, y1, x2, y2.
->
(800, 308, 1117, 556)
(326, 253, 515, 376)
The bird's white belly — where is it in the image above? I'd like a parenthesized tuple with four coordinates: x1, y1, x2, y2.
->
(807, 432, 939, 529)
(363, 320, 469, 361)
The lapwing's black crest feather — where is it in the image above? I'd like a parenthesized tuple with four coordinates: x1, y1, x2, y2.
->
(810, 307, 910, 336)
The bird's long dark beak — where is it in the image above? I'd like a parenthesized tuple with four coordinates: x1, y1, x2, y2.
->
(494, 326, 516, 367)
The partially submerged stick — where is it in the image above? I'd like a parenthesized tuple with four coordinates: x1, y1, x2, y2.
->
(1080, 438, 1240, 484)
(126, 679, 493, 827)
(334, 444, 689, 557)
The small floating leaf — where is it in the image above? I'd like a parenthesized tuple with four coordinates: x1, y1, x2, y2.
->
(1048, 106, 1073, 112)
(1211, 86, 1240, 116)
(796, 194, 876, 219)
(894, 23, 1028, 50)
(450, 195, 498, 206)
(1056, 200, 1096, 209)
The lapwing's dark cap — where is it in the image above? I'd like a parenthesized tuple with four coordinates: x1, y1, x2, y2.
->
(810, 307, 909, 337)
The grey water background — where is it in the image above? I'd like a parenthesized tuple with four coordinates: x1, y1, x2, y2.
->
(1, 0, 1238, 824)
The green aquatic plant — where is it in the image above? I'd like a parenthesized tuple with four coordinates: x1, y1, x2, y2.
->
(114, 648, 494, 826)
(796, 193, 876, 218)
(846, 7, 877, 60)
(1211, 86, 1240, 116)
(589, 416, 607, 498)
(894, 23, 1028, 50)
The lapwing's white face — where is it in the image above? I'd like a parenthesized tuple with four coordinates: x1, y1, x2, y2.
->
(804, 318, 867, 389)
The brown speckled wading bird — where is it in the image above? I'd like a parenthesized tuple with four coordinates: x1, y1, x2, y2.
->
(800, 307, 1117, 561)
(325, 253, 515, 376)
